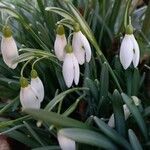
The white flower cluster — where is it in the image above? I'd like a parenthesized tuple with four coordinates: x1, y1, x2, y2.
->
(0, 25, 45, 109)
(54, 24, 91, 88)
(20, 69, 44, 109)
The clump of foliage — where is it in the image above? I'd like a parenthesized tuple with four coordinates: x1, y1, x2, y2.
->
(0, 0, 150, 149)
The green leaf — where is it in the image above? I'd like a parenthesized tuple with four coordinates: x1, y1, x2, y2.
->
(112, 90, 126, 137)
(121, 93, 148, 140)
(128, 129, 143, 150)
(45, 7, 74, 22)
(59, 128, 117, 149)
(94, 116, 131, 150)
(132, 68, 140, 95)
(32, 146, 60, 150)
(100, 62, 109, 97)
(85, 78, 98, 101)
(44, 87, 88, 111)
(23, 109, 91, 129)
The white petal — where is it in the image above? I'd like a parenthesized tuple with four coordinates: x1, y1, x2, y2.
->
(80, 31, 91, 62)
(57, 131, 75, 150)
(72, 54, 80, 85)
(119, 34, 134, 69)
(131, 35, 140, 67)
(31, 77, 44, 102)
(63, 53, 74, 88)
(108, 104, 130, 128)
(108, 114, 115, 128)
(72, 32, 85, 65)
(20, 85, 40, 109)
(54, 34, 67, 61)
(1, 36, 18, 69)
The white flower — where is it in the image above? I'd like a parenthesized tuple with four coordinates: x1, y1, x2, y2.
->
(20, 85, 41, 109)
(54, 25, 67, 61)
(57, 130, 75, 150)
(20, 77, 41, 109)
(63, 52, 80, 88)
(119, 34, 140, 69)
(1, 26, 19, 69)
(54, 34, 67, 61)
(72, 31, 91, 65)
(1, 36, 19, 69)
(31, 76, 44, 103)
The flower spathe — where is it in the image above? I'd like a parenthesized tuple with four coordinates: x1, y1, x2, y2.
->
(57, 130, 75, 150)
(20, 77, 41, 109)
(54, 25, 67, 61)
(119, 25, 140, 69)
(72, 24, 91, 65)
(63, 44, 80, 88)
(31, 69, 44, 102)
(1, 26, 19, 69)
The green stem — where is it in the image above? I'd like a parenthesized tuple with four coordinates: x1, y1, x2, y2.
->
(32, 56, 47, 69)
(20, 59, 32, 76)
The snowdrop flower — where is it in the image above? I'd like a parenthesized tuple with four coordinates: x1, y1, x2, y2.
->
(57, 130, 75, 150)
(20, 77, 40, 109)
(1, 25, 19, 69)
(119, 25, 140, 69)
(108, 96, 140, 128)
(31, 69, 44, 102)
(63, 44, 80, 88)
(54, 25, 67, 61)
(72, 23, 91, 65)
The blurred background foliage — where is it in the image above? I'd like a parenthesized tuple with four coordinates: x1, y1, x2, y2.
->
(0, 0, 150, 149)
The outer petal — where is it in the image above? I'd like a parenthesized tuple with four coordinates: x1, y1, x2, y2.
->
(72, 54, 80, 85)
(108, 104, 130, 128)
(57, 131, 75, 150)
(1, 36, 18, 69)
(119, 34, 134, 69)
(131, 35, 140, 67)
(31, 77, 44, 102)
(72, 32, 85, 65)
(63, 53, 74, 88)
(80, 31, 91, 62)
(54, 34, 67, 61)
(20, 85, 40, 109)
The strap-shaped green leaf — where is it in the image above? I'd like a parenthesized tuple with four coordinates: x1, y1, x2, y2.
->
(58, 128, 117, 149)
(23, 108, 91, 129)
(94, 116, 131, 149)
(112, 90, 126, 137)
(128, 129, 143, 150)
(121, 93, 148, 140)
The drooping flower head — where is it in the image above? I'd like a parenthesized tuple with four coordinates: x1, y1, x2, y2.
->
(54, 24, 67, 61)
(57, 130, 76, 150)
(72, 23, 91, 65)
(119, 24, 140, 69)
(63, 43, 80, 88)
(31, 69, 44, 102)
(1, 25, 19, 69)
(20, 77, 40, 109)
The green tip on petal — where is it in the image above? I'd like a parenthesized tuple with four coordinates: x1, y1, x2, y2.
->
(20, 77, 29, 88)
(2, 25, 12, 37)
(31, 69, 38, 78)
(65, 43, 73, 53)
(56, 24, 65, 35)
(125, 24, 133, 35)
(73, 23, 80, 32)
